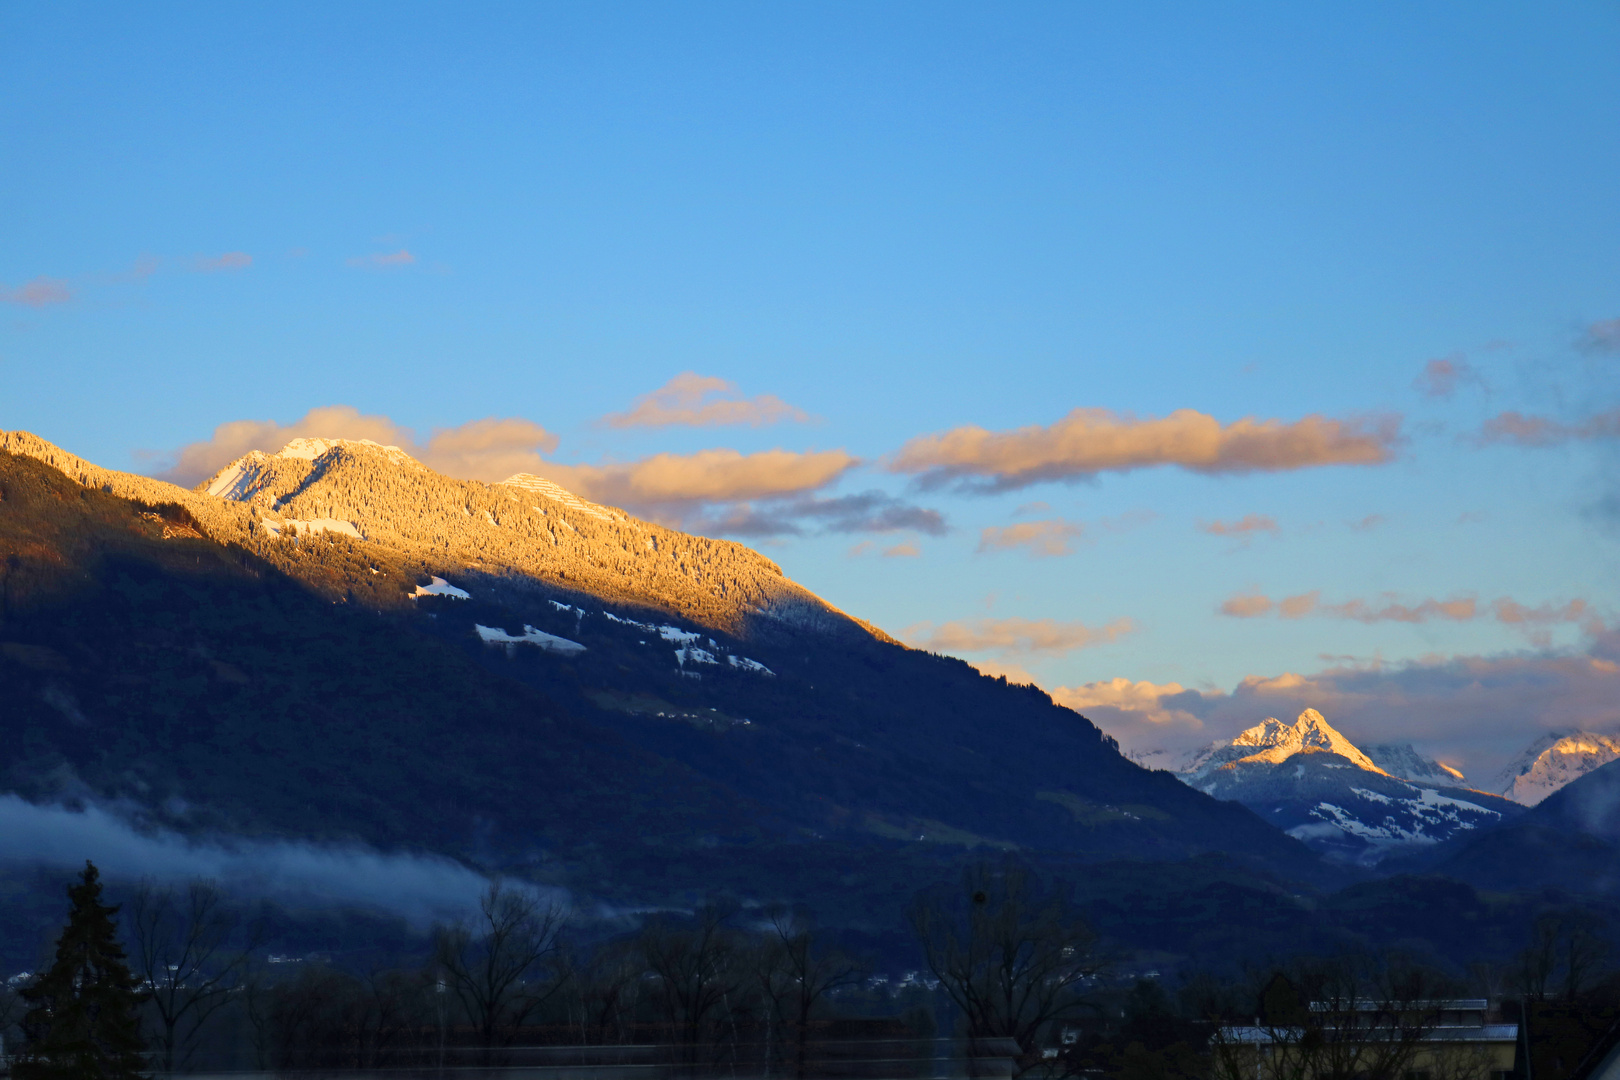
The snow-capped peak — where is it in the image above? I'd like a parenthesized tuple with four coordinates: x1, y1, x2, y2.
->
(1183, 708, 1387, 779)
(201, 438, 421, 501)
(1495, 731, 1620, 806)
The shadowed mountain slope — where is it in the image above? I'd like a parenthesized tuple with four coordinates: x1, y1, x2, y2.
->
(1424, 758, 1620, 898)
(0, 434, 1322, 910)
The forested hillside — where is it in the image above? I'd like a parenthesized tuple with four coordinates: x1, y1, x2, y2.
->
(0, 437, 1315, 898)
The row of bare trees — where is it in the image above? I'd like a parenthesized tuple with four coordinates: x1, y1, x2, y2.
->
(6, 862, 1605, 1078)
(97, 879, 873, 1076)
(431, 884, 868, 1073)
(87, 865, 1105, 1076)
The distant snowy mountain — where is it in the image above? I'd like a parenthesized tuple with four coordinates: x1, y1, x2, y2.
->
(1364, 743, 1466, 784)
(1180, 709, 1518, 865)
(1495, 732, 1620, 806)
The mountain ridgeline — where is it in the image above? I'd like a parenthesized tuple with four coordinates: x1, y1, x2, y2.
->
(0, 432, 1317, 919)
(0, 430, 863, 639)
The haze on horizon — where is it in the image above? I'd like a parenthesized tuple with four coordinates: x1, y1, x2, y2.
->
(3, 3, 1616, 778)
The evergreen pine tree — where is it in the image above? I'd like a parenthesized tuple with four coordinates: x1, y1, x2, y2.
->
(16, 861, 147, 1080)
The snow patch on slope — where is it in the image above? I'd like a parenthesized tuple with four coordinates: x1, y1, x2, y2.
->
(475, 624, 586, 655)
(498, 473, 621, 522)
(411, 577, 470, 600)
(262, 517, 364, 540)
(204, 452, 271, 499)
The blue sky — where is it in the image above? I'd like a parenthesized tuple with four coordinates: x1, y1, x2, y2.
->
(4, 2, 1617, 775)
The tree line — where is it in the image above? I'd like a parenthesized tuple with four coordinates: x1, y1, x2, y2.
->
(4, 861, 1612, 1080)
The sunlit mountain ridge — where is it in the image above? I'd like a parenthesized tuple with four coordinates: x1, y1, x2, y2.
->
(0, 430, 1317, 920)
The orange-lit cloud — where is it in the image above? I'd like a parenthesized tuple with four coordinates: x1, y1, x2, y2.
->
(347, 249, 416, 268)
(195, 252, 252, 272)
(891, 408, 1399, 491)
(418, 418, 562, 480)
(602, 372, 810, 429)
(1349, 514, 1386, 532)
(547, 448, 858, 511)
(978, 519, 1085, 557)
(971, 659, 1041, 685)
(1198, 513, 1279, 539)
(1050, 678, 1206, 750)
(2, 276, 72, 307)
(1492, 597, 1600, 629)
(902, 615, 1135, 657)
(883, 541, 921, 558)
(1052, 677, 1196, 725)
(1220, 591, 1274, 618)
(1476, 409, 1620, 447)
(1218, 589, 1600, 635)
(156, 406, 561, 486)
(1413, 354, 1483, 398)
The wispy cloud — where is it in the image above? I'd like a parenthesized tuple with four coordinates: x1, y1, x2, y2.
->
(1413, 353, 1485, 398)
(1577, 317, 1620, 355)
(347, 249, 417, 268)
(122, 256, 161, 282)
(1348, 514, 1386, 532)
(978, 519, 1085, 558)
(0, 795, 537, 928)
(1198, 513, 1279, 539)
(194, 251, 252, 273)
(2, 276, 73, 307)
(884, 541, 921, 558)
(1219, 591, 1275, 618)
(1475, 409, 1620, 447)
(1218, 589, 1601, 637)
(903, 615, 1135, 657)
(890, 408, 1400, 491)
(602, 372, 810, 429)
(686, 490, 946, 538)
